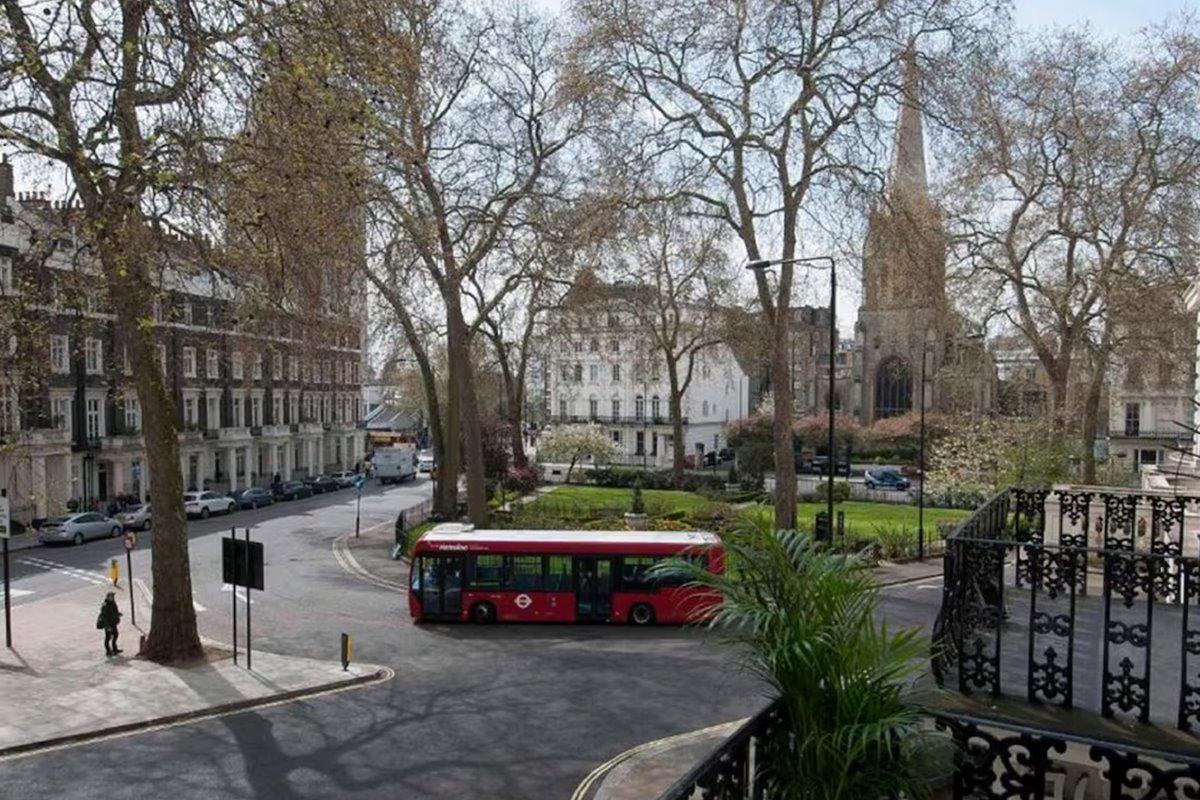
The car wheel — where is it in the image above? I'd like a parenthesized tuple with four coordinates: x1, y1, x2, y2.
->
(629, 603, 655, 626)
(470, 602, 496, 624)
(200, 507, 210, 519)
(111, 526, 121, 538)
(227, 503, 236, 514)
(142, 519, 152, 531)
(73, 532, 84, 546)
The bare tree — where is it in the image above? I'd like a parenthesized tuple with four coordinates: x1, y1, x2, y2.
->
(571, 0, 990, 527)
(938, 25, 1200, 480)
(0, 0, 248, 662)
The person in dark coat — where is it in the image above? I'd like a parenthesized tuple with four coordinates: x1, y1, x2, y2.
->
(99, 592, 122, 657)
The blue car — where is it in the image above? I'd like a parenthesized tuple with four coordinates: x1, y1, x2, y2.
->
(864, 468, 910, 491)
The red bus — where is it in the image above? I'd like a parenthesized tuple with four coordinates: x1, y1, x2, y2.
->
(408, 524, 723, 624)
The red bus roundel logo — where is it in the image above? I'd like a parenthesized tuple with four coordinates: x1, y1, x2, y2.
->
(515, 594, 532, 610)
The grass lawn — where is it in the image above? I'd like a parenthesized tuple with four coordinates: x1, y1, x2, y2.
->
(795, 500, 968, 534)
(525, 485, 713, 517)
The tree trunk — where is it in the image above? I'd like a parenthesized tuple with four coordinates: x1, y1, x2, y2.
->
(667, 368, 686, 485)
(445, 299, 487, 525)
(507, 393, 527, 469)
(416, 366, 451, 518)
(771, 312, 796, 529)
(442, 356, 461, 516)
(105, 238, 202, 664)
(1080, 354, 1108, 485)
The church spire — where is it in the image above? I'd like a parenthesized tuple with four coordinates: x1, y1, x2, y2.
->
(889, 43, 928, 202)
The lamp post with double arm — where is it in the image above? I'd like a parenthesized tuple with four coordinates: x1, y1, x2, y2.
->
(747, 256, 836, 541)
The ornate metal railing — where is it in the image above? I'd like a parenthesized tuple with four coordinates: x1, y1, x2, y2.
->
(656, 698, 1200, 800)
(933, 486, 1200, 732)
(655, 701, 784, 800)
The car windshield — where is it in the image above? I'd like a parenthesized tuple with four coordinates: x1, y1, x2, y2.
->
(183, 494, 199, 501)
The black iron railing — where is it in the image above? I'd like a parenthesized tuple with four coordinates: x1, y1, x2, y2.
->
(656, 699, 1200, 800)
(933, 486, 1200, 732)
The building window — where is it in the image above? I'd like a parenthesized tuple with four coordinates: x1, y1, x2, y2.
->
(573, 363, 583, 382)
(0, 387, 16, 434)
(612, 364, 621, 382)
(152, 300, 163, 322)
(651, 395, 661, 419)
(252, 353, 263, 380)
(560, 365, 570, 382)
(558, 398, 567, 417)
(273, 395, 283, 424)
(702, 400, 709, 417)
(589, 364, 598, 383)
(85, 397, 103, 439)
(635, 430, 645, 455)
(182, 302, 193, 325)
(52, 396, 71, 433)
(1124, 402, 1141, 436)
(611, 429, 622, 445)
(609, 339, 620, 353)
(207, 395, 219, 429)
(611, 399, 621, 419)
(272, 352, 283, 381)
(85, 337, 103, 375)
(231, 351, 244, 380)
(589, 338, 599, 353)
(1138, 448, 1160, 465)
(289, 355, 298, 382)
(251, 396, 262, 426)
(233, 395, 245, 427)
(635, 395, 644, 421)
(184, 396, 197, 425)
(874, 356, 912, 418)
(207, 348, 219, 379)
(0, 256, 11, 294)
(124, 396, 140, 433)
(122, 346, 132, 376)
(289, 395, 299, 424)
(589, 397, 598, 418)
(50, 335, 69, 374)
(573, 340, 583, 354)
(182, 347, 197, 378)
(336, 361, 344, 384)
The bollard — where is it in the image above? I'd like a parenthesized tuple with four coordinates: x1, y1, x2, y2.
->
(109, 558, 119, 586)
(340, 632, 352, 671)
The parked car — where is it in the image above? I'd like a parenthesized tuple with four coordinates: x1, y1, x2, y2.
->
(304, 474, 339, 494)
(116, 503, 152, 531)
(864, 467, 910, 491)
(273, 481, 313, 501)
(183, 491, 237, 519)
(232, 487, 276, 510)
(808, 456, 851, 478)
(37, 512, 122, 546)
(330, 470, 361, 488)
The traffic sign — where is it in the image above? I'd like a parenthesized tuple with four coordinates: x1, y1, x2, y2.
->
(123, 531, 137, 551)
(222, 536, 264, 590)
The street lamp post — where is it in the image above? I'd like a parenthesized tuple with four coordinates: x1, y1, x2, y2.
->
(747, 256, 836, 542)
(918, 334, 930, 561)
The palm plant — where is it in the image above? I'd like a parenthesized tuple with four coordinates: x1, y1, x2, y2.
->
(656, 514, 948, 799)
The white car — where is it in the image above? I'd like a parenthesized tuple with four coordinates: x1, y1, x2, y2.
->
(330, 471, 361, 488)
(183, 491, 236, 519)
(116, 503, 152, 531)
(416, 450, 435, 474)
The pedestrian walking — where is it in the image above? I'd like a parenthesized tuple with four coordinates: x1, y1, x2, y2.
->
(97, 591, 123, 657)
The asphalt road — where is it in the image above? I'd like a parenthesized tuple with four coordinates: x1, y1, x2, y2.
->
(0, 478, 782, 800)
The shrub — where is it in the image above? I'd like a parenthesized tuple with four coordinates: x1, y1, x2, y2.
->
(582, 518, 628, 531)
(650, 517, 691, 531)
(630, 479, 646, 514)
(503, 465, 538, 495)
(873, 524, 917, 560)
(814, 480, 852, 504)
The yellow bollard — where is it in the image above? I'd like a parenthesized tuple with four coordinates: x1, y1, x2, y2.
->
(110, 558, 119, 586)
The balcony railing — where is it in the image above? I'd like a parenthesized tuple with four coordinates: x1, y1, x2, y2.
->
(659, 701, 1200, 799)
(547, 413, 689, 426)
(1110, 428, 1188, 440)
(932, 486, 1200, 731)
(217, 427, 251, 441)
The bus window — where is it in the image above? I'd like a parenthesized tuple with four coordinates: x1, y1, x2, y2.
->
(472, 554, 503, 588)
(621, 557, 658, 591)
(546, 556, 571, 591)
(411, 558, 423, 591)
(507, 556, 544, 591)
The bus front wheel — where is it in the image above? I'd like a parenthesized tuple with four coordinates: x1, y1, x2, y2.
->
(629, 603, 655, 626)
(470, 602, 496, 624)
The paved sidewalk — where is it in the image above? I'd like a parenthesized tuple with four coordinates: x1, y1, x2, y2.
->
(0, 581, 387, 756)
(872, 558, 944, 586)
(578, 720, 744, 800)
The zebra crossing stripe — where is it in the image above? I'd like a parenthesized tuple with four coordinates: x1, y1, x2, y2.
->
(19, 557, 109, 586)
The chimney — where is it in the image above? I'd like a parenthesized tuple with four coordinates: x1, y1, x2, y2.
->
(0, 156, 12, 201)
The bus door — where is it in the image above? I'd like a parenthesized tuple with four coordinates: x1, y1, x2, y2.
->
(574, 556, 613, 621)
(417, 555, 465, 619)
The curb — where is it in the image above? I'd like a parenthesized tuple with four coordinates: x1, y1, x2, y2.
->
(332, 532, 408, 592)
(0, 664, 394, 761)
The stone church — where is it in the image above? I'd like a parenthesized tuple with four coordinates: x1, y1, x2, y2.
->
(851, 51, 995, 423)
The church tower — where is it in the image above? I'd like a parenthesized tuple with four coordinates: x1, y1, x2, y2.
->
(856, 47, 953, 422)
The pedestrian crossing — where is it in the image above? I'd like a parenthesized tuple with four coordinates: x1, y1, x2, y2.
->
(19, 556, 110, 587)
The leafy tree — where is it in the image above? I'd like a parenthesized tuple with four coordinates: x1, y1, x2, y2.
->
(538, 425, 617, 483)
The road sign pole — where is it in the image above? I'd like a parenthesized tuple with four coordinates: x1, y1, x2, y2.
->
(244, 527, 251, 671)
(3, 536, 10, 649)
(355, 488, 361, 538)
(231, 527, 237, 666)
(126, 549, 136, 627)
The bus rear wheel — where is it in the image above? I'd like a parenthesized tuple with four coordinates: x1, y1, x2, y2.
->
(470, 602, 496, 624)
(629, 603, 655, 626)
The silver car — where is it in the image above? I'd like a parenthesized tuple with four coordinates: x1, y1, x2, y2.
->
(116, 503, 152, 531)
(37, 512, 122, 546)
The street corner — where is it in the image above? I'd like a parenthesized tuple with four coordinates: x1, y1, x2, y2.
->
(0, 582, 392, 760)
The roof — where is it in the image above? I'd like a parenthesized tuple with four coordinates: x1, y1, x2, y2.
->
(418, 524, 720, 549)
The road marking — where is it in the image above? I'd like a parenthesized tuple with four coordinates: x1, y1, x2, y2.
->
(19, 556, 109, 586)
(9, 589, 34, 598)
(331, 533, 408, 593)
(193, 600, 207, 612)
(219, 584, 254, 604)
